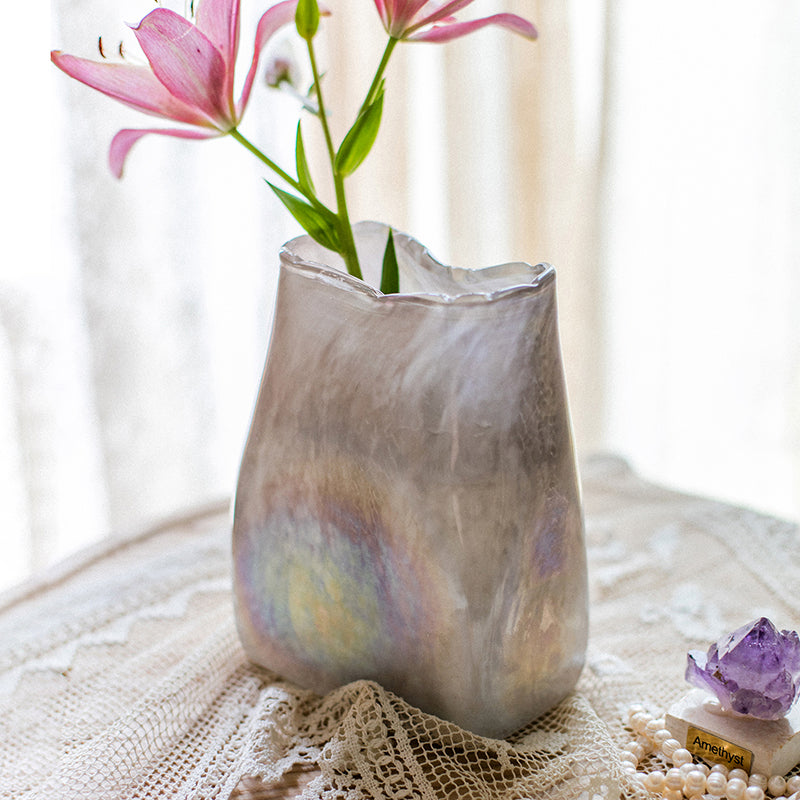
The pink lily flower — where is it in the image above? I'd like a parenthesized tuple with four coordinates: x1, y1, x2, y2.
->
(51, 0, 299, 177)
(373, 0, 537, 43)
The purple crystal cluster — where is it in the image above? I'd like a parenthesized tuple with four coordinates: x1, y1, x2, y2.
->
(686, 617, 800, 720)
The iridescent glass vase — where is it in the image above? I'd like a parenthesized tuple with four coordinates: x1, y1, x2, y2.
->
(232, 222, 587, 738)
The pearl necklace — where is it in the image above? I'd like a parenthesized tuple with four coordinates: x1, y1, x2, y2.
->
(623, 705, 800, 800)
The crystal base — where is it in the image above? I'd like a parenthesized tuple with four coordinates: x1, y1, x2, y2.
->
(666, 689, 800, 776)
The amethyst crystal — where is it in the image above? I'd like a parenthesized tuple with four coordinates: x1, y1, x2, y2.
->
(686, 617, 800, 720)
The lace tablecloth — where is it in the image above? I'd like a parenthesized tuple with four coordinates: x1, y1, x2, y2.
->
(2, 455, 799, 799)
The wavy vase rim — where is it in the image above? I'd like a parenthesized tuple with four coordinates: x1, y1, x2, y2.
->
(280, 220, 555, 307)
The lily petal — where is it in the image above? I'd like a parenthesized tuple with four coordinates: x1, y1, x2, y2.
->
(373, 0, 389, 25)
(110, 127, 218, 178)
(51, 51, 214, 127)
(381, 0, 429, 34)
(409, 0, 474, 30)
(237, 0, 299, 117)
(195, 0, 241, 101)
(410, 12, 537, 42)
(133, 8, 233, 128)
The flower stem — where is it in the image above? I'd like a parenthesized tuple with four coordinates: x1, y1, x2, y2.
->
(306, 37, 362, 280)
(228, 127, 305, 196)
(362, 37, 398, 114)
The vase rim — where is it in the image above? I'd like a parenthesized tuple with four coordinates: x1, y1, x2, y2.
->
(280, 221, 555, 306)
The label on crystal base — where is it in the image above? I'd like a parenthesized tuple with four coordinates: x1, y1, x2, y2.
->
(686, 725, 753, 772)
(666, 689, 800, 776)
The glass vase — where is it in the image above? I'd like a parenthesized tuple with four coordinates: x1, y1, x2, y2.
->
(232, 222, 587, 738)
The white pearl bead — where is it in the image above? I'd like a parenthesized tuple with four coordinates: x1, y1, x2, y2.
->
(710, 763, 730, 777)
(662, 789, 683, 800)
(787, 792, 800, 800)
(694, 762, 710, 776)
(749, 773, 768, 790)
(661, 738, 681, 758)
(652, 728, 673, 745)
(623, 741, 645, 761)
(671, 748, 693, 767)
(620, 751, 638, 765)
(768, 776, 787, 796)
(643, 770, 665, 792)
(787, 777, 800, 795)
(680, 762, 699, 777)
(665, 768, 684, 790)
(744, 787, 765, 800)
(684, 769, 706, 795)
(727, 777, 748, 800)
(730, 769, 749, 783)
(627, 703, 646, 721)
(631, 711, 653, 733)
(644, 717, 666, 736)
(705, 771, 728, 796)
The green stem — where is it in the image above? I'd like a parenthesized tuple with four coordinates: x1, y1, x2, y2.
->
(361, 37, 398, 114)
(306, 37, 362, 280)
(228, 127, 305, 196)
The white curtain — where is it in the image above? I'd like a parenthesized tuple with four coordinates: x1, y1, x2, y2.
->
(4, 0, 299, 588)
(598, 1, 800, 520)
(1, 0, 797, 591)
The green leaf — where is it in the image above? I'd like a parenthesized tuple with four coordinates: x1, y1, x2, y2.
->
(295, 122, 315, 197)
(267, 182, 340, 252)
(334, 88, 385, 178)
(295, 0, 319, 40)
(380, 229, 400, 294)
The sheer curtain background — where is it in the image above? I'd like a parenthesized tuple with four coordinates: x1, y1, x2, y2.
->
(1, 0, 797, 591)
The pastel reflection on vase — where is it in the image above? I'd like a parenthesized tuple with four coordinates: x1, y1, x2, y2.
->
(236, 464, 434, 687)
(233, 222, 588, 738)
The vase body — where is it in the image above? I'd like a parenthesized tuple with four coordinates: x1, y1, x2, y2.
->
(232, 222, 587, 738)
